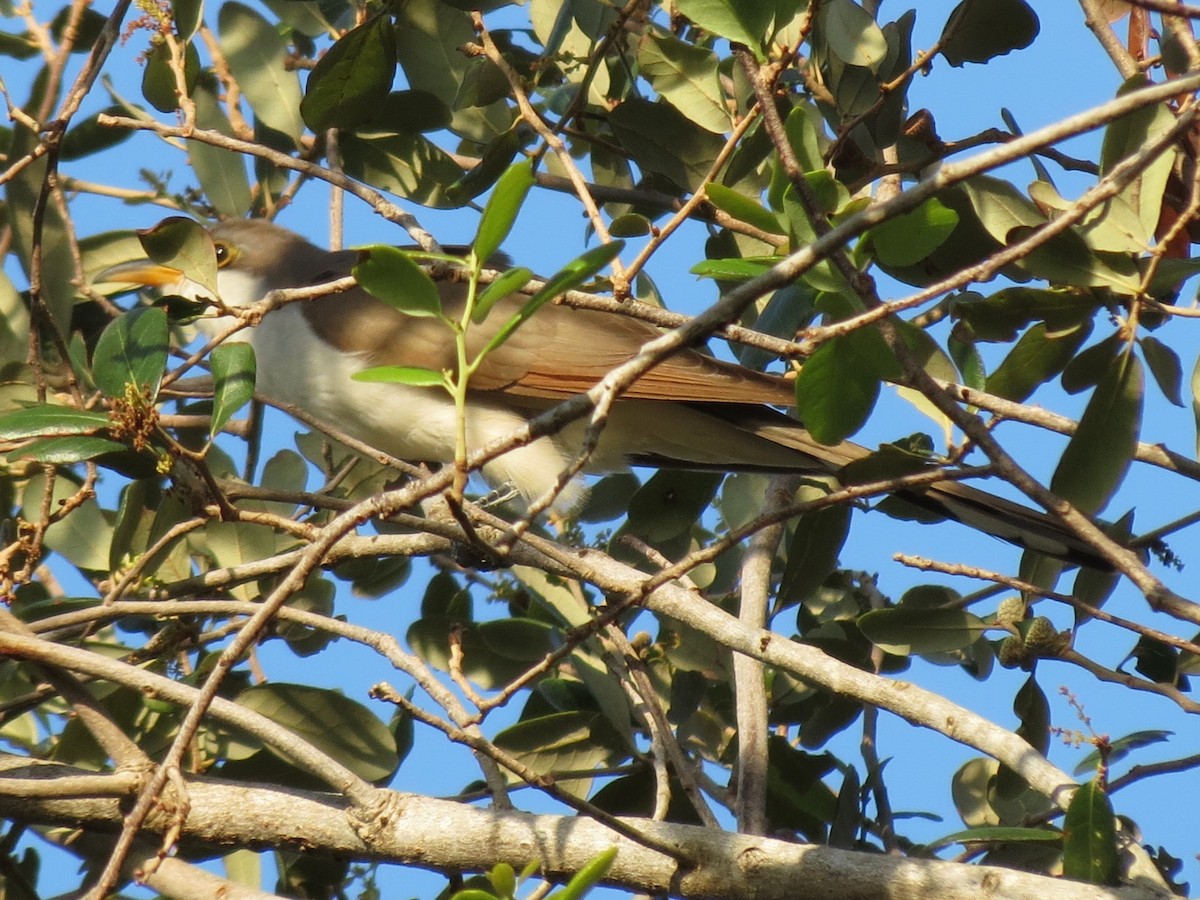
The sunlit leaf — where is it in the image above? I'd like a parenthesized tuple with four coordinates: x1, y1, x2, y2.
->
(209, 342, 256, 437)
(353, 246, 443, 317)
(1062, 780, 1119, 885)
(219, 1, 305, 143)
(92, 307, 169, 400)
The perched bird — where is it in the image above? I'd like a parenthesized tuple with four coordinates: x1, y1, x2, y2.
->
(100, 218, 1106, 567)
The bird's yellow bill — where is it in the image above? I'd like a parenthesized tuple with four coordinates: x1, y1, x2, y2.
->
(94, 259, 184, 289)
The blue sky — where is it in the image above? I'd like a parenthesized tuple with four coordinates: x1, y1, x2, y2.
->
(5, 0, 1199, 895)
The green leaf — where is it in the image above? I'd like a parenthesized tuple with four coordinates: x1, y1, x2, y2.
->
(985, 321, 1091, 403)
(778, 502, 852, 609)
(445, 126, 522, 205)
(172, 0, 203, 41)
(92, 307, 169, 400)
(236, 683, 399, 783)
(637, 32, 729, 134)
(1100, 75, 1177, 243)
(626, 471, 723, 543)
(1061, 780, 1120, 885)
(859, 607, 991, 655)
(482, 241, 625, 356)
(14, 436, 128, 464)
(609, 98, 726, 194)
(1061, 334, 1121, 395)
(869, 198, 959, 266)
(1049, 352, 1143, 516)
(300, 16, 396, 132)
(673, 0, 772, 50)
(1016, 228, 1142, 295)
(353, 246, 443, 317)
(191, 82, 253, 217)
(690, 257, 776, 280)
(141, 40, 200, 112)
(474, 160, 535, 266)
(352, 366, 448, 389)
(818, 0, 888, 70)
(704, 182, 785, 235)
(793, 331, 883, 445)
(493, 710, 620, 781)
(137, 216, 218, 294)
(59, 105, 135, 160)
(209, 343, 257, 437)
(1073, 729, 1172, 777)
(394, 0, 514, 143)
(940, 0, 1039, 67)
(926, 825, 1062, 851)
(554, 846, 618, 900)
(339, 131, 465, 208)
(0, 405, 110, 439)
(219, 1, 305, 143)
(1139, 335, 1184, 407)
(474, 266, 534, 324)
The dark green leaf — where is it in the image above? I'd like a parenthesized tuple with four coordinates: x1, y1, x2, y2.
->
(859, 607, 990, 655)
(300, 16, 396, 132)
(219, 1, 305, 143)
(172, 0, 203, 41)
(92, 307, 169, 400)
(474, 160, 534, 266)
(1074, 729, 1172, 777)
(926, 825, 1063, 851)
(1061, 334, 1121, 395)
(453, 58, 510, 108)
(609, 98, 726, 193)
(1061, 780, 1120, 885)
(59, 106, 134, 160)
(1049, 352, 1142, 516)
(986, 321, 1091, 402)
(369, 90, 453, 133)
(1139, 335, 1184, 407)
(626, 471, 723, 543)
(141, 40, 200, 112)
(779, 505, 852, 609)
(236, 683, 399, 782)
(340, 131, 465, 208)
(353, 246, 443, 317)
(940, 0, 1039, 67)
(137, 216, 217, 294)
(209, 342, 257, 437)
(15, 436, 128, 464)
(445, 126, 522, 205)
(0, 405, 111, 439)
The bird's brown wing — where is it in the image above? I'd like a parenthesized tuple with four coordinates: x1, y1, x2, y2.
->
(304, 281, 795, 405)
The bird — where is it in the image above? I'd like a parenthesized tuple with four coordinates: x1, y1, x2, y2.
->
(99, 217, 1108, 568)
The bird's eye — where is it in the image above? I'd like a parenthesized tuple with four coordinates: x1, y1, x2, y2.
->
(214, 241, 234, 268)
